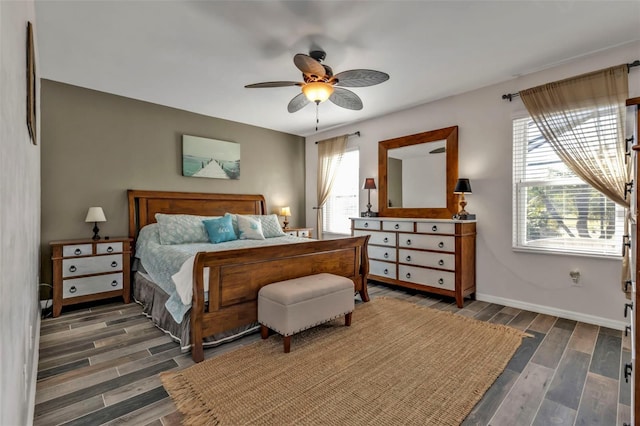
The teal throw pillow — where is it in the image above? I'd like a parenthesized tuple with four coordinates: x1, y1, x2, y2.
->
(203, 215, 238, 244)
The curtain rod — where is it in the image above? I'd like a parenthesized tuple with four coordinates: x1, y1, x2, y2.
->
(315, 131, 360, 144)
(501, 60, 640, 102)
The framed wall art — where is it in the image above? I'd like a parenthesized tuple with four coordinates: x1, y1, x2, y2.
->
(26, 21, 36, 145)
(182, 135, 240, 179)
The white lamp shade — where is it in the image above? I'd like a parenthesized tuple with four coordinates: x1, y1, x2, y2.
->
(280, 206, 291, 217)
(85, 207, 107, 223)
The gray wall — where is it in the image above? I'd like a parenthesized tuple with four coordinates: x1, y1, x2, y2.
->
(1, 1, 42, 424)
(40, 80, 305, 285)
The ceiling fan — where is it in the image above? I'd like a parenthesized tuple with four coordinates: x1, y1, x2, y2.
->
(245, 50, 389, 116)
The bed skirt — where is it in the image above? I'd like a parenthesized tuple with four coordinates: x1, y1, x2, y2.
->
(133, 271, 259, 352)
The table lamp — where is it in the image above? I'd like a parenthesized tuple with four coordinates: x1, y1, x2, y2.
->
(280, 206, 291, 229)
(85, 207, 107, 240)
(453, 178, 473, 219)
(362, 178, 376, 217)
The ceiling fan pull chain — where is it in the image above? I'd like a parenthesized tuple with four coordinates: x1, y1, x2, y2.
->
(316, 102, 319, 131)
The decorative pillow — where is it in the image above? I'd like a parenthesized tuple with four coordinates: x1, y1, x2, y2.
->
(256, 214, 286, 238)
(155, 213, 215, 245)
(237, 215, 265, 240)
(202, 215, 237, 244)
(227, 214, 285, 238)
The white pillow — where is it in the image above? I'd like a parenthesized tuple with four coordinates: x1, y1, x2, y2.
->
(237, 215, 265, 240)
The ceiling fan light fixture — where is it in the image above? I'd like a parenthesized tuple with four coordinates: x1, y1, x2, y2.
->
(302, 82, 334, 104)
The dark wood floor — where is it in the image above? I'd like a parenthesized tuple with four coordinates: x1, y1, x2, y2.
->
(35, 282, 631, 425)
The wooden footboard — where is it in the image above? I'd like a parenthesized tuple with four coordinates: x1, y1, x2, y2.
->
(190, 235, 370, 362)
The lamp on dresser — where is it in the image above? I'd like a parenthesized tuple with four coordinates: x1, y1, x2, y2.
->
(85, 207, 107, 240)
(280, 206, 291, 229)
(362, 178, 377, 217)
(453, 178, 475, 220)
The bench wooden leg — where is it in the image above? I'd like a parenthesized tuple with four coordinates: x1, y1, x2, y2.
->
(345, 312, 352, 326)
(260, 325, 269, 339)
(283, 335, 291, 353)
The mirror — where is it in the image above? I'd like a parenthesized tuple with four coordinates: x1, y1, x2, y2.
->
(378, 126, 458, 218)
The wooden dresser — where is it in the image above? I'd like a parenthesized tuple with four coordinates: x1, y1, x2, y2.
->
(50, 237, 132, 317)
(351, 217, 476, 307)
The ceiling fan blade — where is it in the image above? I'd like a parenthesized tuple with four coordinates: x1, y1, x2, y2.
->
(329, 87, 363, 110)
(333, 69, 390, 87)
(287, 93, 310, 113)
(293, 54, 326, 78)
(245, 81, 303, 88)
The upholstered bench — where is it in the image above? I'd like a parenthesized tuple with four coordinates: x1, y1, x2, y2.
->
(258, 273, 355, 353)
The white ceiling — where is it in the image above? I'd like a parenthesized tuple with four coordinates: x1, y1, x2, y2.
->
(35, 1, 640, 137)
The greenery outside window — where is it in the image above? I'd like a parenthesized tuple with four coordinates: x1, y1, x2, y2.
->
(512, 116, 623, 256)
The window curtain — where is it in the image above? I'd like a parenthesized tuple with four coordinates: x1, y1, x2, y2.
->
(519, 64, 630, 292)
(316, 135, 348, 240)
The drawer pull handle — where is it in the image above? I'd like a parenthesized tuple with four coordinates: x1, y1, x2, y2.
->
(406, 273, 411, 279)
(406, 255, 411, 262)
(438, 242, 444, 249)
(364, 223, 369, 228)
(69, 265, 77, 273)
(625, 363, 633, 383)
(69, 286, 77, 294)
(438, 259, 444, 266)
(438, 278, 444, 285)
(111, 261, 118, 268)
(394, 224, 400, 230)
(624, 302, 633, 318)
(384, 237, 389, 243)
(406, 239, 411, 246)
(106, 246, 114, 253)
(432, 225, 438, 232)
(384, 253, 389, 259)
(111, 280, 118, 287)
(625, 280, 632, 293)
(383, 269, 389, 275)
(626, 325, 632, 336)
(74, 248, 82, 255)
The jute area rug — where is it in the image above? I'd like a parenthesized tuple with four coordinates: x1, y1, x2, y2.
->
(161, 297, 527, 425)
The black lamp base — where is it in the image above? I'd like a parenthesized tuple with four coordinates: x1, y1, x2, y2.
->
(92, 222, 101, 240)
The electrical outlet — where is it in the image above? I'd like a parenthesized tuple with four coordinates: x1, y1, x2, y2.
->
(570, 270, 581, 286)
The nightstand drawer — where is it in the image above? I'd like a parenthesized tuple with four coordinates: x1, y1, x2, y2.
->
(63, 273, 123, 298)
(297, 229, 310, 237)
(62, 254, 122, 278)
(96, 242, 123, 254)
(62, 244, 93, 257)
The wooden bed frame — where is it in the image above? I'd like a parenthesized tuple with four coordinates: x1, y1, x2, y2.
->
(128, 190, 370, 362)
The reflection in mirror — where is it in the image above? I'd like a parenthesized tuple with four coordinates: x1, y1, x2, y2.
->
(378, 126, 458, 219)
(387, 140, 446, 208)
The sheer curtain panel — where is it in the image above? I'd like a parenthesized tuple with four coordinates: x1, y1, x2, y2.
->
(316, 135, 348, 239)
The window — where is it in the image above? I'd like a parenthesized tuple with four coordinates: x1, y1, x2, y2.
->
(323, 149, 359, 234)
(512, 115, 624, 256)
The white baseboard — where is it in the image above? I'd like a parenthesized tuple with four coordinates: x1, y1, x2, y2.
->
(475, 292, 627, 331)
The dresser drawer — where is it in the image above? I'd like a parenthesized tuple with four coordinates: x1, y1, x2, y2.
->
(398, 249, 455, 270)
(370, 260, 396, 279)
(354, 230, 396, 247)
(62, 244, 93, 257)
(96, 242, 123, 254)
(62, 254, 123, 278)
(353, 219, 381, 231)
(416, 222, 455, 235)
(398, 233, 455, 252)
(382, 221, 413, 232)
(398, 265, 455, 291)
(369, 245, 396, 262)
(63, 273, 123, 299)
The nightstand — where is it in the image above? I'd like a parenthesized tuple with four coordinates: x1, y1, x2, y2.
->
(284, 227, 313, 238)
(50, 237, 132, 317)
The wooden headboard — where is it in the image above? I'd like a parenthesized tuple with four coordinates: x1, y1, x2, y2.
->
(127, 190, 267, 240)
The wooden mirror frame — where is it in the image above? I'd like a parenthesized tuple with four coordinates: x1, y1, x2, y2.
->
(378, 126, 458, 218)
